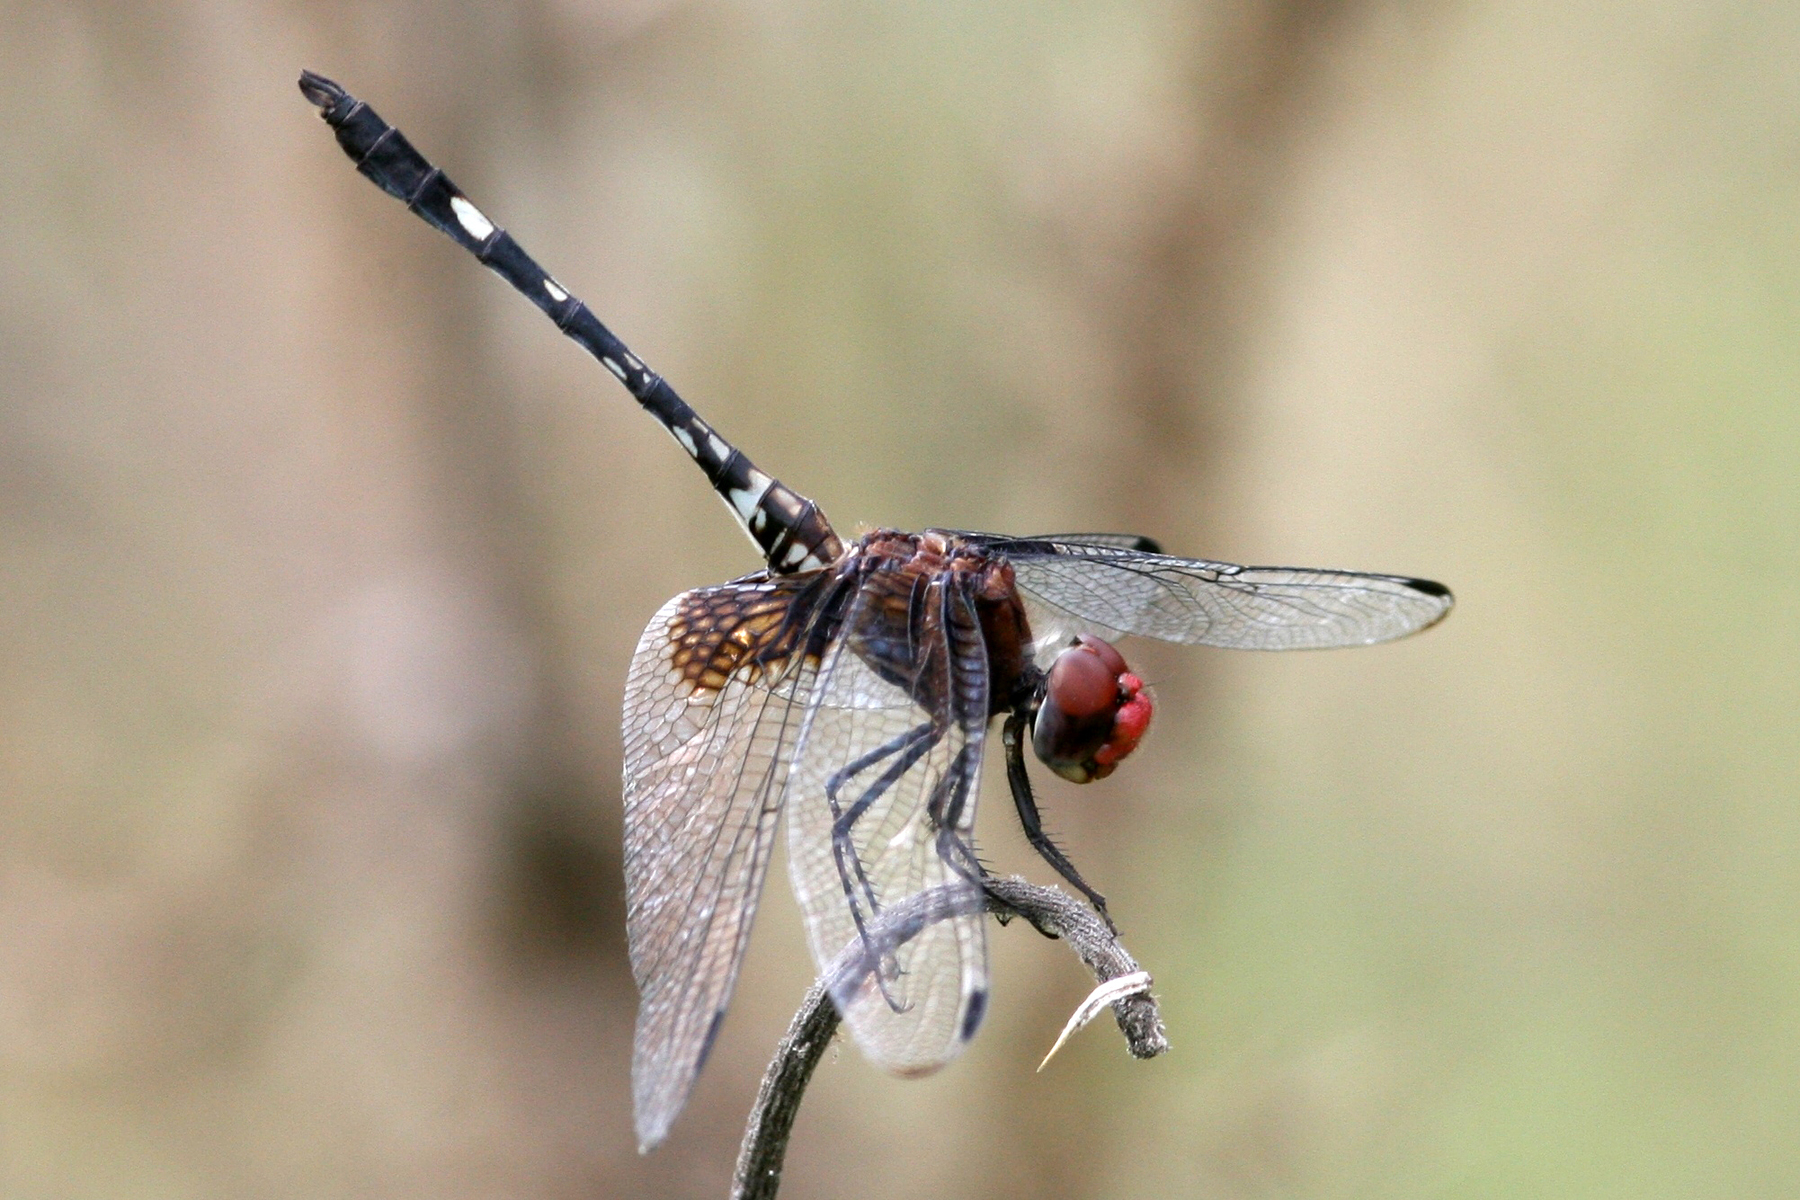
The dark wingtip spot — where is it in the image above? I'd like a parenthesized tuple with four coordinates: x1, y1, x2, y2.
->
(696, 1008, 727, 1073)
(1130, 536, 1164, 554)
(1407, 577, 1452, 599)
(960, 988, 988, 1042)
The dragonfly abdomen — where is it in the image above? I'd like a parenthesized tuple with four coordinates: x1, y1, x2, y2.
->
(298, 71, 843, 575)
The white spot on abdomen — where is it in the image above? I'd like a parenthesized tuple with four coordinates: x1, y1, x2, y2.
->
(449, 196, 495, 241)
(602, 357, 628, 382)
(544, 278, 568, 302)
(669, 426, 698, 456)
(718, 494, 771, 556)
(726, 474, 776, 524)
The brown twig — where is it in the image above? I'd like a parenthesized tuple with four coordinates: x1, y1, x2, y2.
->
(730, 875, 1166, 1200)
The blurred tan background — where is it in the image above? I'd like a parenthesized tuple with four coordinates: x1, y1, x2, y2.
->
(3, 1, 1796, 1197)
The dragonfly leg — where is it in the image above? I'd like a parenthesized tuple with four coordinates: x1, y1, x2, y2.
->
(826, 721, 941, 1007)
(825, 721, 937, 916)
(927, 741, 993, 1044)
(1003, 711, 1116, 932)
(928, 741, 986, 888)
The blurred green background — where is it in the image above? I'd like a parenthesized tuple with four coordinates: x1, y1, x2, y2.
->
(3, 2, 1796, 1197)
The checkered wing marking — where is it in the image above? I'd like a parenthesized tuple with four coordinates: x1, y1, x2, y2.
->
(621, 574, 822, 1150)
(969, 536, 1453, 651)
(785, 584, 991, 1077)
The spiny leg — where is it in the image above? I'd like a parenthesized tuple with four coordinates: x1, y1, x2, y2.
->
(830, 729, 939, 913)
(1003, 711, 1115, 932)
(825, 721, 936, 928)
(827, 722, 942, 1007)
(927, 742, 994, 1042)
(928, 741, 986, 888)
(842, 737, 976, 1017)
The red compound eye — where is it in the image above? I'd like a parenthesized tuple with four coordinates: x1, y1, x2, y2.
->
(1077, 633, 1127, 677)
(1031, 635, 1154, 783)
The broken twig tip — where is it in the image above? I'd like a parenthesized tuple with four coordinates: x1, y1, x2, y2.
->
(1037, 969, 1155, 1071)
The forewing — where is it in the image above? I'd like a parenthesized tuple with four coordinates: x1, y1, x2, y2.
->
(928, 528, 1163, 554)
(982, 537, 1452, 650)
(785, 585, 991, 1076)
(621, 574, 822, 1149)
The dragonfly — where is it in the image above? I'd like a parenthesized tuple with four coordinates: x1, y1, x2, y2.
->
(300, 71, 1454, 1151)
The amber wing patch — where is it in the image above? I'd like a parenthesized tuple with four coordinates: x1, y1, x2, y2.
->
(667, 575, 816, 693)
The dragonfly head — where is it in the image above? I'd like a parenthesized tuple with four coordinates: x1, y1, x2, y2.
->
(1031, 635, 1153, 783)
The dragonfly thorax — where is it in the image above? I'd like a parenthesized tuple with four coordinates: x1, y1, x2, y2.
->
(843, 530, 1035, 719)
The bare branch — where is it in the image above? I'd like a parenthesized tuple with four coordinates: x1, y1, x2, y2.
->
(731, 875, 1166, 1200)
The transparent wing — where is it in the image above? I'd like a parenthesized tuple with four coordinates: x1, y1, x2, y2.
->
(927, 528, 1163, 554)
(621, 574, 824, 1150)
(966, 535, 1452, 650)
(785, 583, 991, 1076)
